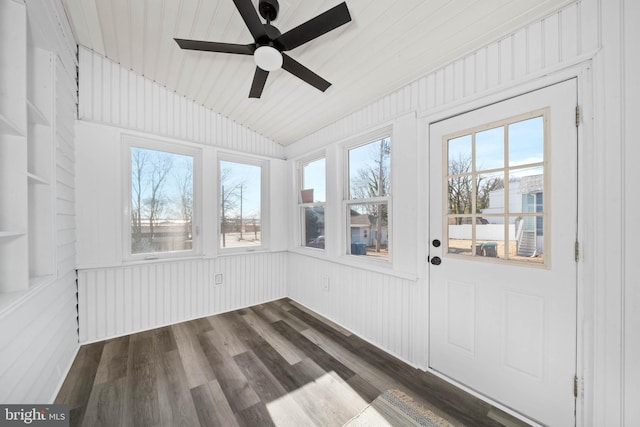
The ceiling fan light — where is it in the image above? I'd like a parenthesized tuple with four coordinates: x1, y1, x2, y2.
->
(254, 46, 283, 71)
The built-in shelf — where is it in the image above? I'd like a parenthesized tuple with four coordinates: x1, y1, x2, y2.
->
(27, 99, 50, 126)
(27, 172, 49, 185)
(0, 112, 24, 136)
(0, 231, 25, 239)
(1, 4, 55, 295)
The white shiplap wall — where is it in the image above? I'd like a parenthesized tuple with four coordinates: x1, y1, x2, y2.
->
(0, 0, 79, 403)
(78, 252, 287, 342)
(288, 253, 428, 365)
(286, 2, 596, 159)
(76, 48, 290, 343)
(286, 1, 640, 426)
(285, 1, 597, 371)
(78, 47, 285, 160)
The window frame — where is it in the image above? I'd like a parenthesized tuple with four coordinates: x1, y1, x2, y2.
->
(343, 130, 392, 262)
(217, 152, 269, 253)
(297, 154, 327, 251)
(442, 108, 549, 265)
(123, 135, 202, 262)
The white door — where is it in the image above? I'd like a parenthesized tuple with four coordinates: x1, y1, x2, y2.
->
(429, 80, 577, 426)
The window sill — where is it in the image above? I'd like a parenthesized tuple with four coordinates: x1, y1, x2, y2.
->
(288, 247, 417, 281)
(121, 254, 205, 267)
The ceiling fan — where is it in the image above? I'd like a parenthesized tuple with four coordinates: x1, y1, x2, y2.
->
(174, 0, 352, 98)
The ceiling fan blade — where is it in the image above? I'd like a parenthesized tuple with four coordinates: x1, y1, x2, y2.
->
(274, 2, 351, 51)
(232, 0, 269, 44)
(249, 67, 269, 98)
(174, 39, 255, 55)
(281, 54, 331, 92)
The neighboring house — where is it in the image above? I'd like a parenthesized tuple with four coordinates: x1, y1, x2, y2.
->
(482, 175, 544, 256)
(350, 213, 388, 247)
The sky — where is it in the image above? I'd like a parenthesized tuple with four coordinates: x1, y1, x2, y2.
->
(220, 160, 261, 218)
(448, 115, 544, 176)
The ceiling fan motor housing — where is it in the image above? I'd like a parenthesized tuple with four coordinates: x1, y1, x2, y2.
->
(259, 0, 279, 22)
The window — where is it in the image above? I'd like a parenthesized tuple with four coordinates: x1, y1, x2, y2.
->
(299, 157, 326, 249)
(219, 158, 265, 250)
(446, 112, 546, 263)
(127, 141, 199, 259)
(346, 136, 391, 259)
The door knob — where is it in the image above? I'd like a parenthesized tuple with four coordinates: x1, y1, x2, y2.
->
(431, 256, 441, 265)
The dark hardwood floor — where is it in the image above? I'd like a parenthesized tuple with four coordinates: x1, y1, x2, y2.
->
(55, 298, 529, 427)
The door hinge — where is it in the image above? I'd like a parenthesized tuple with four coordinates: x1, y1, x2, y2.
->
(575, 241, 580, 262)
(575, 105, 580, 127)
(574, 375, 579, 397)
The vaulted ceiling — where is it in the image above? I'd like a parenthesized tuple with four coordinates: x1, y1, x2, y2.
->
(61, 0, 574, 145)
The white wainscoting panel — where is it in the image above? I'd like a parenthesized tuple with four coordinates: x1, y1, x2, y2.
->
(287, 253, 428, 368)
(78, 46, 284, 160)
(78, 252, 287, 343)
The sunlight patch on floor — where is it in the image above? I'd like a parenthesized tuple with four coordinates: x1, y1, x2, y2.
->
(266, 371, 369, 426)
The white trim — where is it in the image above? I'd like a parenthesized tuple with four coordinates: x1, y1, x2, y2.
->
(420, 61, 593, 427)
(426, 367, 545, 427)
(121, 134, 203, 262)
(48, 344, 80, 403)
(217, 153, 270, 253)
(343, 129, 393, 263)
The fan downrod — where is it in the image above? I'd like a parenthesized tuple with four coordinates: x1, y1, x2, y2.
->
(258, 0, 279, 22)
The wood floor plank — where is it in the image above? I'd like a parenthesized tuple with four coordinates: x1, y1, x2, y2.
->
(172, 321, 216, 389)
(199, 330, 261, 414)
(300, 326, 398, 394)
(93, 336, 129, 385)
(250, 340, 305, 393)
(233, 351, 312, 426)
(80, 377, 125, 427)
(233, 350, 287, 402)
(235, 403, 276, 427)
(152, 325, 178, 353)
(345, 374, 382, 403)
(293, 306, 500, 426)
(206, 314, 252, 357)
(190, 379, 240, 427)
(122, 334, 161, 427)
(241, 311, 305, 365)
(156, 349, 201, 426)
(271, 320, 356, 382)
(57, 298, 527, 427)
(287, 300, 353, 336)
(250, 303, 286, 323)
(54, 340, 105, 427)
(286, 357, 368, 427)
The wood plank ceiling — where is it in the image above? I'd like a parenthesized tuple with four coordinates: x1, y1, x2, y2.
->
(61, 0, 575, 145)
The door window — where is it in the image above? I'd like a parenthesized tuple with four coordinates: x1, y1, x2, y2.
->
(445, 112, 547, 264)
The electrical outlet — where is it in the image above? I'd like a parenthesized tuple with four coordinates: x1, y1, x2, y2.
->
(213, 273, 224, 286)
(321, 276, 330, 292)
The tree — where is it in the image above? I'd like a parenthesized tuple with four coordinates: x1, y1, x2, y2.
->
(350, 138, 391, 252)
(144, 153, 173, 248)
(447, 154, 502, 224)
(131, 149, 149, 251)
(220, 167, 241, 247)
(173, 160, 193, 247)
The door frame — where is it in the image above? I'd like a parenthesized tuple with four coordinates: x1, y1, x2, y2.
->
(417, 62, 593, 427)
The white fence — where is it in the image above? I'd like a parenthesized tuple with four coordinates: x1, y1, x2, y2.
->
(449, 224, 515, 240)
